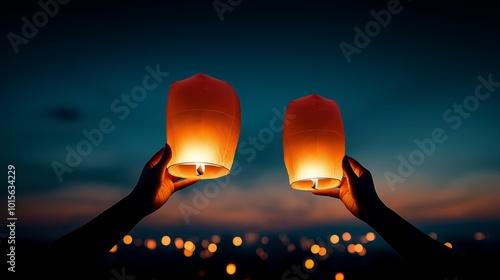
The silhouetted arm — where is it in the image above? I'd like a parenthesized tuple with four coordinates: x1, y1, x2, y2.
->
(46, 144, 199, 270)
(313, 156, 488, 279)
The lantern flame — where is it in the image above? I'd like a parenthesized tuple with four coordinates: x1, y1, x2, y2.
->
(311, 178, 319, 190)
(196, 163, 205, 176)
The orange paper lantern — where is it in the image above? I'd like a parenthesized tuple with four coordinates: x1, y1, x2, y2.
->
(166, 73, 241, 179)
(282, 93, 345, 190)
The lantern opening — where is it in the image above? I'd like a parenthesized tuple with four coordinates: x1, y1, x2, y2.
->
(167, 162, 229, 180)
(291, 177, 341, 191)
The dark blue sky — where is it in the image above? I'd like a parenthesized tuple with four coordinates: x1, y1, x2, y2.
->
(1, 0, 499, 243)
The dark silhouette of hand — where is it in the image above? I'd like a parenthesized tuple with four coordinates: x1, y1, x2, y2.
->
(129, 143, 200, 217)
(312, 155, 383, 222)
(312, 155, 489, 279)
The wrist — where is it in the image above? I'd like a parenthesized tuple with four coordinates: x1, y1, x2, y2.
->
(120, 194, 149, 222)
(362, 199, 390, 225)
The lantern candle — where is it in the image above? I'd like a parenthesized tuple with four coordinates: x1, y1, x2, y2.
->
(282, 93, 345, 190)
(166, 73, 241, 179)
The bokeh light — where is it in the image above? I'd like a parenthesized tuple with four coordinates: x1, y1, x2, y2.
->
(109, 244, 118, 253)
(175, 238, 184, 249)
(366, 232, 376, 242)
(123, 235, 133, 245)
(233, 236, 243, 246)
(226, 263, 236, 275)
(330, 234, 340, 244)
(145, 239, 157, 250)
(304, 258, 315, 270)
(208, 243, 217, 253)
(342, 232, 351, 241)
(161, 235, 171, 246)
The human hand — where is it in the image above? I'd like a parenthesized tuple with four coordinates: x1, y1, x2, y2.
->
(128, 143, 199, 217)
(312, 156, 384, 222)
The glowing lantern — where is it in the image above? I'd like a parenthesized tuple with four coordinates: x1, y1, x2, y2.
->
(166, 73, 241, 179)
(282, 93, 345, 190)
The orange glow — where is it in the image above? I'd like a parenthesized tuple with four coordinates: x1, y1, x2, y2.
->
(287, 244, 296, 252)
(281, 235, 290, 246)
(335, 272, 345, 280)
(145, 239, 157, 250)
(123, 235, 133, 245)
(202, 239, 210, 248)
(342, 232, 351, 241)
(184, 240, 195, 252)
(318, 247, 327, 257)
(354, 244, 363, 253)
(474, 232, 486, 241)
(365, 232, 376, 242)
(256, 247, 268, 260)
(208, 243, 217, 253)
(109, 244, 118, 253)
(211, 235, 221, 244)
(166, 73, 241, 180)
(444, 242, 452, 248)
(358, 248, 367, 256)
(347, 244, 356, 253)
(233, 236, 243, 246)
(245, 232, 259, 244)
(310, 244, 320, 254)
(184, 249, 193, 257)
(429, 232, 438, 239)
(174, 237, 184, 249)
(161, 235, 171, 246)
(261, 236, 269, 244)
(304, 258, 315, 270)
(200, 250, 212, 259)
(226, 263, 236, 275)
(282, 93, 345, 190)
(330, 234, 340, 244)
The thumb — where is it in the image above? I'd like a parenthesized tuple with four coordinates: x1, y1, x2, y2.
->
(342, 155, 357, 181)
(157, 143, 172, 169)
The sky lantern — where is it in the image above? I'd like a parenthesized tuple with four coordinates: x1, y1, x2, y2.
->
(282, 93, 345, 190)
(166, 73, 241, 179)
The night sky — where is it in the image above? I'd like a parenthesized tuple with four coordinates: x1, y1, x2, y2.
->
(1, 0, 499, 279)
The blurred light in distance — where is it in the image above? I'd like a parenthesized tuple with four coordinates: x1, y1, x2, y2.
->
(342, 232, 351, 241)
(145, 239, 157, 250)
(123, 235, 133, 245)
(304, 258, 315, 270)
(208, 243, 217, 253)
(233, 236, 243, 246)
(175, 238, 184, 249)
(226, 263, 236, 275)
(161, 236, 171, 246)
(330, 234, 340, 244)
